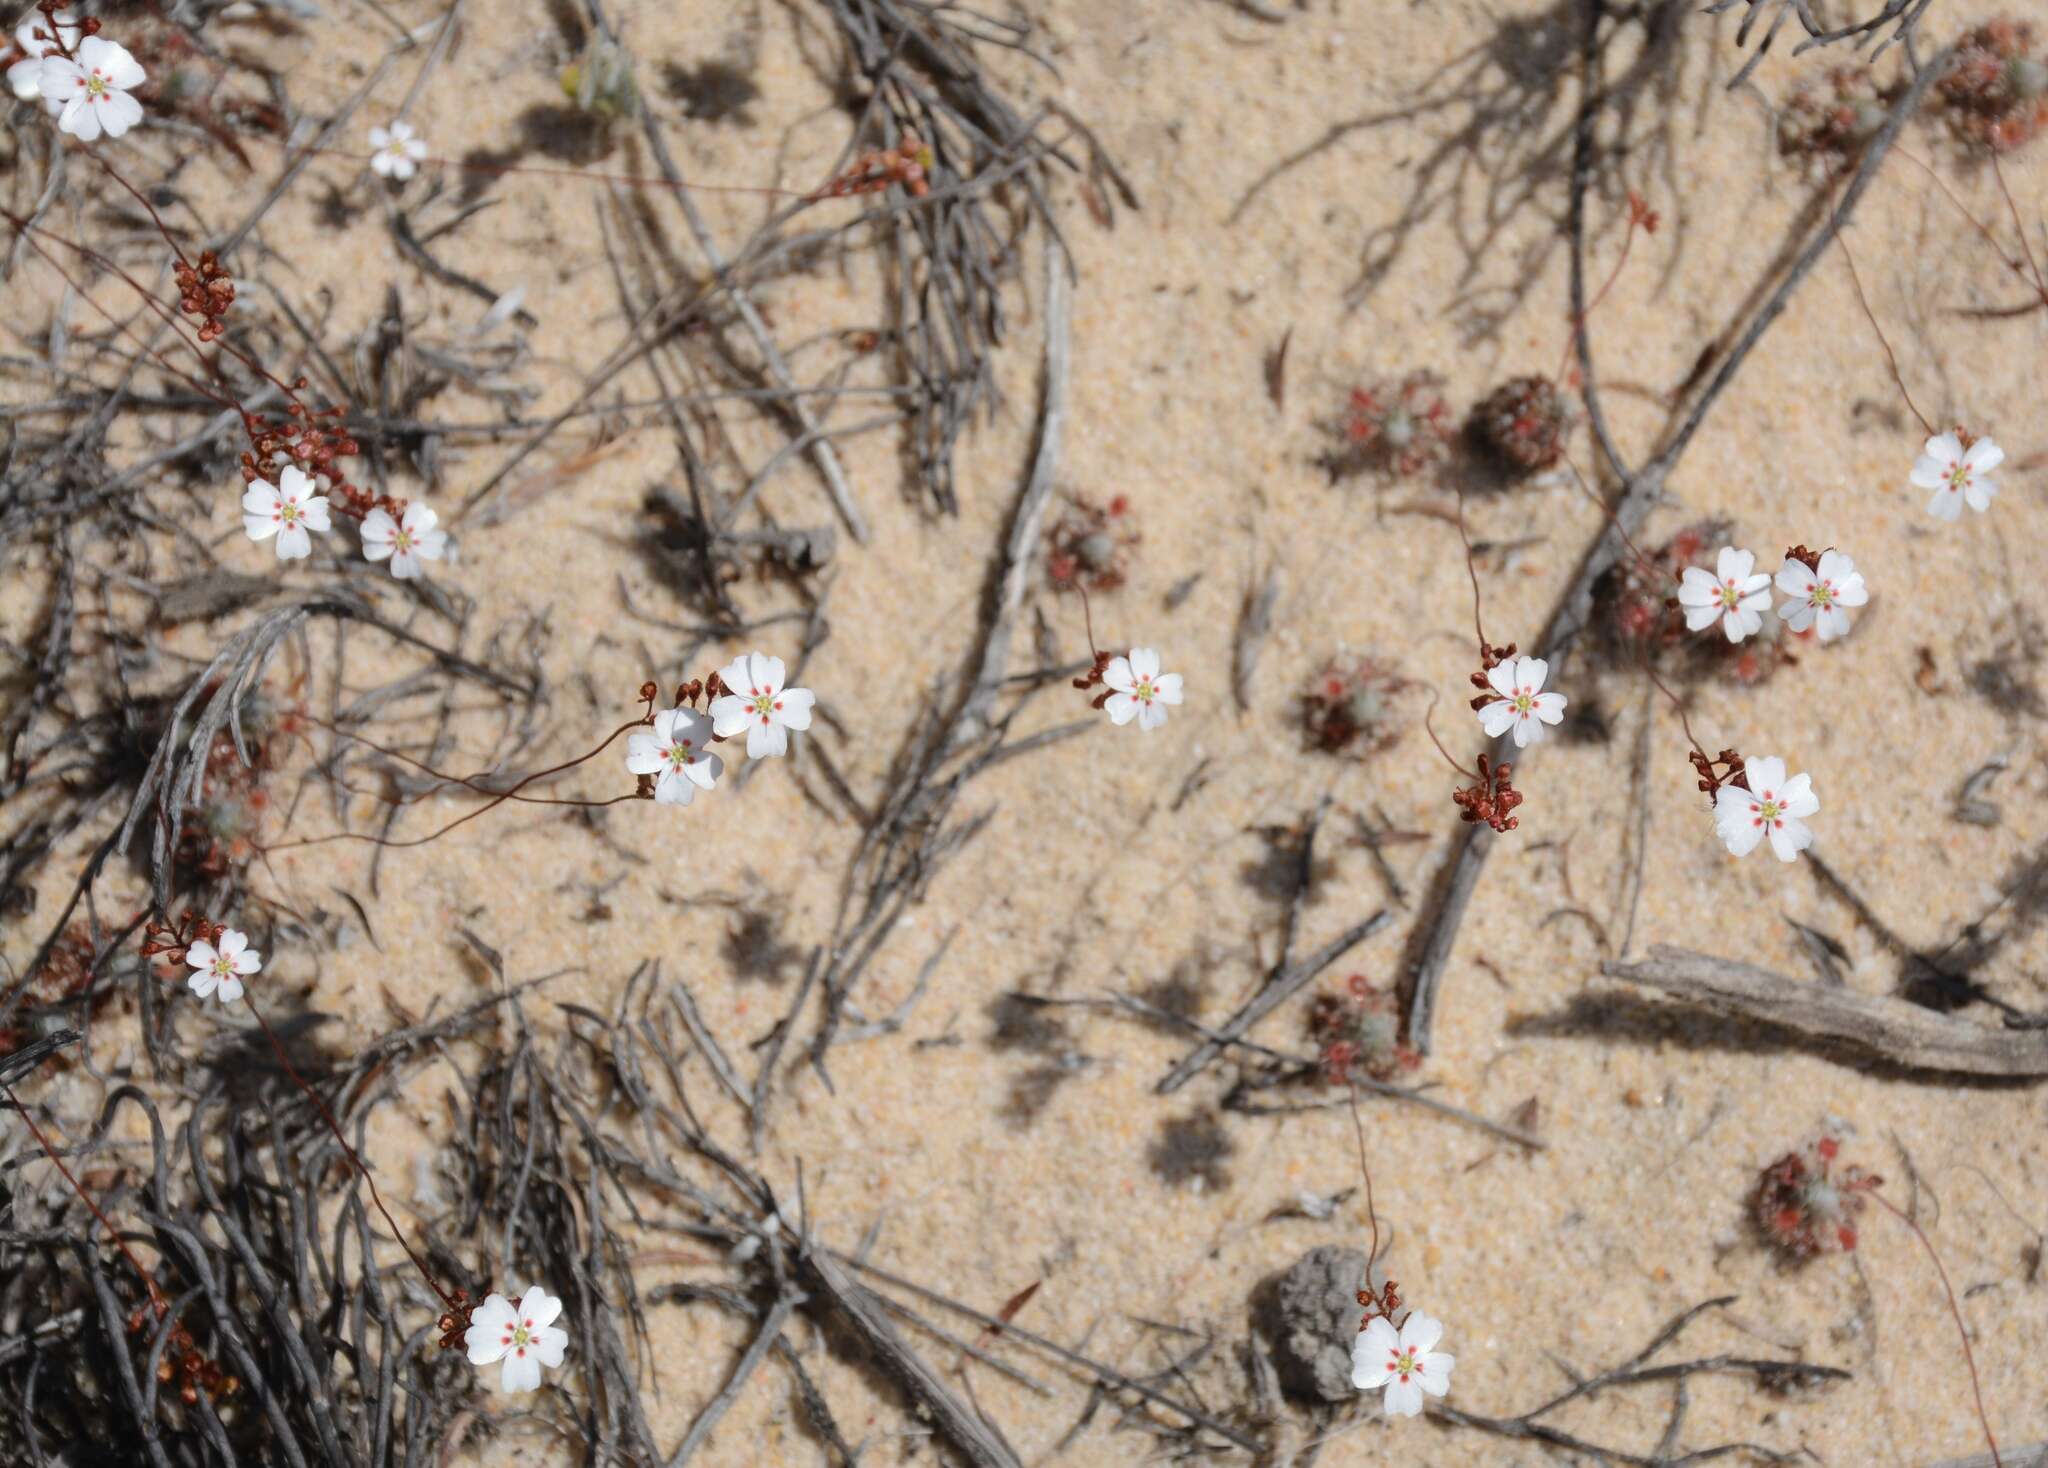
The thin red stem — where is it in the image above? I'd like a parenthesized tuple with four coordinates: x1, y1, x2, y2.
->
(1, 1079, 168, 1317)
(1869, 1191, 2001, 1468)
(1834, 229, 1934, 437)
(241, 996, 457, 1308)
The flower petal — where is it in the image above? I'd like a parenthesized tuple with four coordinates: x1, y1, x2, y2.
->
(1417, 1351, 1454, 1396)
(520, 1287, 561, 1330)
(217, 930, 246, 960)
(708, 694, 749, 738)
(1531, 691, 1566, 724)
(1103, 691, 1137, 725)
(625, 732, 664, 774)
(276, 524, 311, 559)
(1128, 647, 1160, 681)
(500, 1349, 542, 1394)
(1746, 757, 1786, 795)
(533, 1326, 568, 1368)
(776, 687, 816, 729)
(1151, 673, 1184, 705)
(745, 652, 785, 696)
(186, 940, 216, 971)
(1478, 702, 1516, 738)
(217, 975, 244, 1004)
(1484, 660, 1517, 699)
(1775, 559, 1817, 595)
(1768, 816, 1813, 863)
(1779, 772, 1818, 818)
(653, 767, 696, 806)
(1136, 699, 1168, 731)
(1102, 658, 1136, 695)
(361, 507, 397, 548)
(1514, 656, 1549, 694)
(96, 87, 142, 139)
(1399, 1313, 1443, 1355)
(1383, 1377, 1424, 1417)
(748, 718, 789, 759)
(1715, 546, 1754, 583)
(1676, 566, 1720, 606)
(1964, 437, 2004, 473)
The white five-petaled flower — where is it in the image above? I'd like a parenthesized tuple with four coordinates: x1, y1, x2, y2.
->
(368, 120, 428, 181)
(40, 36, 145, 142)
(1476, 654, 1566, 748)
(1713, 755, 1818, 864)
(360, 502, 447, 579)
(8, 8, 79, 102)
(1912, 431, 2002, 522)
(709, 652, 815, 759)
(241, 465, 332, 561)
(1775, 550, 1867, 642)
(1102, 647, 1183, 731)
(1678, 546, 1772, 643)
(626, 706, 723, 804)
(1351, 1312, 1455, 1418)
(464, 1286, 569, 1394)
(184, 928, 260, 1004)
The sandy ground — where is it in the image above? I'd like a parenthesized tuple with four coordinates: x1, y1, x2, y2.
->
(5, 0, 2048, 1463)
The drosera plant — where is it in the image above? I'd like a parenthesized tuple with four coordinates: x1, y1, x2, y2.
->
(1778, 64, 1900, 171)
(1310, 975, 1420, 1087)
(1045, 493, 1139, 593)
(1752, 1131, 1880, 1262)
(1938, 17, 2048, 154)
(1323, 371, 1454, 482)
(1465, 374, 1575, 478)
(1301, 655, 1406, 756)
(142, 912, 576, 1394)
(1340, 1085, 1456, 1418)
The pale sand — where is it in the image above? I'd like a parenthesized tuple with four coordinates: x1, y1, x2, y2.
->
(4, 0, 2047, 1464)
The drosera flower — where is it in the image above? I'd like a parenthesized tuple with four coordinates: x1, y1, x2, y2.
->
(184, 927, 260, 1004)
(1678, 545, 1771, 643)
(1713, 755, 1818, 863)
(368, 120, 428, 180)
(1351, 1312, 1455, 1417)
(360, 502, 447, 579)
(1774, 546, 1867, 642)
(464, 1286, 569, 1394)
(1475, 655, 1566, 748)
(626, 706, 723, 804)
(242, 465, 331, 561)
(7, 7, 78, 102)
(1913, 429, 2002, 521)
(1102, 647, 1183, 731)
(40, 35, 144, 142)
(709, 652, 815, 759)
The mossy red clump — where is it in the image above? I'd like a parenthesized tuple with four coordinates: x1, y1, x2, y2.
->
(1466, 375, 1573, 477)
(1939, 19, 2048, 154)
(1311, 976, 1420, 1086)
(1302, 657, 1404, 756)
(1752, 1133, 1880, 1263)
(1046, 494, 1138, 593)
(1326, 372, 1454, 481)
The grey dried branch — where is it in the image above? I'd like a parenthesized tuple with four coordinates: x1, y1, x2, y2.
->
(1602, 945, 2048, 1076)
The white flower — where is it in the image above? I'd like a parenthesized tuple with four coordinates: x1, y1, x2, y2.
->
(1351, 1312, 1455, 1417)
(1774, 550, 1867, 642)
(241, 465, 332, 561)
(709, 652, 815, 759)
(1476, 654, 1566, 748)
(1102, 647, 1183, 731)
(8, 8, 78, 102)
(1912, 431, 2001, 521)
(1713, 756, 1818, 863)
(625, 706, 723, 804)
(360, 502, 447, 579)
(1678, 546, 1771, 643)
(368, 120, 428, 181)
(40, 36, 145, 142)
(185, 928, 260, 1004)
(464, 1285, 569, 1394)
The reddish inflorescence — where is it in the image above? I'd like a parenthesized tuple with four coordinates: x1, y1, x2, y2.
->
(1328, 372, 1454, 480)
(1311, 975, 1421, 1086)
(814, 131, 934, 199)
(1939, 19, 2048, 154)
(1777, 66, 1901, 170)
(174, 250, 235, 343)
(1752, 1134, 1881, 1262)
(1466, 375, 1574, 477)
(1046, 494, 1138, 593)
(1302, 656, 1404, 755)
(128, 1304, 237, 1406)
(1452, 753, 1523, 832)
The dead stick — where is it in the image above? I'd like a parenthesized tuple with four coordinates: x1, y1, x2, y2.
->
(1601, 945, 2048, 1077)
